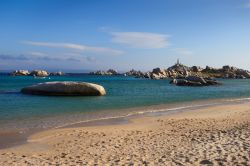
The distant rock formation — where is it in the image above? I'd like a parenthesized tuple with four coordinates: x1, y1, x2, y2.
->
(11, 70, 65, 77)
(11, 70, 30, 76)
(49, 71, 64, 76)
(89, 69, 119, 75)
(125, 62, 250, 80)
(170, 76, 221, 86)
(30, 70, 49, 77)
(124, 69, 145, 77)
(21, 81, 106, 96)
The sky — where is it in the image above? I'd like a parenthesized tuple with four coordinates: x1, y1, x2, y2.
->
(0, 0, 250, 72)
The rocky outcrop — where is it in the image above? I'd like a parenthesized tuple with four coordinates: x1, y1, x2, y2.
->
(123, 61, 250, 80)
(21, 81, 106, 96)
(170, 76, 221, 86)
(49, 72, 64, 76)
(89, 69, 119, 75)
(11, 70, 30, 76)
(124, 69, 145, 78)
(221, 66, 250, 79)
(191, 66, 203, 72)
(149, 68, 168, 79)
(107, 69, 118, 75)
(30, 70, 49, 77)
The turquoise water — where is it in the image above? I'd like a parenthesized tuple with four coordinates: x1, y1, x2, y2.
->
(1, 73, 250, 129)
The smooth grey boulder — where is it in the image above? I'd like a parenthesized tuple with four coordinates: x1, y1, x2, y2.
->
(21, 81, 106, 96)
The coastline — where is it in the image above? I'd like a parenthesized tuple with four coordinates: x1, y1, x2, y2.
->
(0, 98, 250, 165)
(0, 97, 250, 149)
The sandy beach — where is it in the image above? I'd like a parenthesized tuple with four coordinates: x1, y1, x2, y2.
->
(0, 101, 249, 165)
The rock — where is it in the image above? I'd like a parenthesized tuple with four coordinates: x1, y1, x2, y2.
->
(125, 69, 145, 78)
(206, 79, 221, 85)
(11, 70, 30, 76)
(200, 160, 213, 165)
(170, 76, 221, 86)
(150, 68, 168, 79)
(236, 70, 250, 78)
(175, 79, 203, 86)
(186, 76, 207, 84)
(21, 81, 106, 96)
(191, 66, 203, 72)
(169, 79, 177, 84)
(236, 75, 246, 79)
(144, 72, 151, 79)
(151, 73, 161, 80)
(30, 70, 49, 77)
(152, 68, 166, 75)
(90, 69, 119, 75)
(49, 71, 64, 76)
(107, 69, 118, 75)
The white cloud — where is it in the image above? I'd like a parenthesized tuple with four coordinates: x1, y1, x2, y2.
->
(22, 41, 123, 55)
(28, 51, 47, 56)
(174, 48, 193, 55)
(111, 32, 169, 49)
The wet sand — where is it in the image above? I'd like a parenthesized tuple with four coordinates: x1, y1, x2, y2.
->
(0, 101, 250, 165)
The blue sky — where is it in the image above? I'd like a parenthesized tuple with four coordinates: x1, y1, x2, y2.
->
(0, 0, 250, 72)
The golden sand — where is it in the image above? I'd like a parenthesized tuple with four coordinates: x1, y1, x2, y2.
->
(0, 102, 249, 165)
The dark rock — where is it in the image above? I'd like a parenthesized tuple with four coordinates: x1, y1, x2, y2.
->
(200, 160, 213, 165)
(191, 66, 203, 72)
(170, 76, 221, 87)
(186, 76, 207, 84)
(49, 71, 64, 76)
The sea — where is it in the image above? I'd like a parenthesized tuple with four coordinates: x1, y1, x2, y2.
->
(1, 73, 250, 131)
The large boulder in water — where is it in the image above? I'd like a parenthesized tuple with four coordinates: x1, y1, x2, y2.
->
(21, 81, 106, 96)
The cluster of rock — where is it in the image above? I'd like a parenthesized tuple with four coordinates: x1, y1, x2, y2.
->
(170, 76, 221, 86)
(11, 70, 64, 77)
(221, 66, 250, 79)
(89, 69, 119, 75)
(21, 81, 106, 96)
(124, 64, 250, 80)
(11, 70, 30, 76)
(124, 69, 145, 78)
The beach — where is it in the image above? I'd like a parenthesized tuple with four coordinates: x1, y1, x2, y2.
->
(0, 101, 249, 165)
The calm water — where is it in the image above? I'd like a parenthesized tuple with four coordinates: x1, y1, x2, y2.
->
(1, 73, 250, 129)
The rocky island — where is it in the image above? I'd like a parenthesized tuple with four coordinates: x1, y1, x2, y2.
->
(89, 60, 250, 80)
(11, 70, 64, 77)
(89, 60, 250, 86)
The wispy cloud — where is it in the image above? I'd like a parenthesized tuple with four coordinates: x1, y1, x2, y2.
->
(0, 53, 80, 62)
(110, 32, 169, 49)
(174, 48, 193, 55)
(22, 41, 123, 55)
(28, 51, 47, 56)
(0, 54, 29, 61)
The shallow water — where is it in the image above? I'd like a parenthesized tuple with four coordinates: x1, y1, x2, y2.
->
(1, 73, 250, 130)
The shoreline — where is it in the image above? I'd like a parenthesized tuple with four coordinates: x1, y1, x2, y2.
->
(0, 98, 250, 164)
(0, 97, 250, 150)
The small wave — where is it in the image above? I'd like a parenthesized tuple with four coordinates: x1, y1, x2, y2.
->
(55, 98, 250, 129)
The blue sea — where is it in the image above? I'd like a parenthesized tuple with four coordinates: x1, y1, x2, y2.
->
(1, 73, 250, 130)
